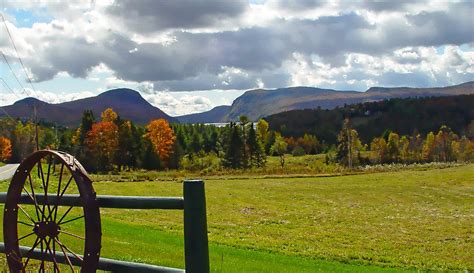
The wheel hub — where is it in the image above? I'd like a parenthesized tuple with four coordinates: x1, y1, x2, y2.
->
(33, 221, 60, 239)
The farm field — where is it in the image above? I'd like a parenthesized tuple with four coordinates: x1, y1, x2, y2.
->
(0, 163, 473, 272)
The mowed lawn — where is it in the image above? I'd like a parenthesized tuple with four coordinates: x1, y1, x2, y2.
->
(0, 164, 472, 272)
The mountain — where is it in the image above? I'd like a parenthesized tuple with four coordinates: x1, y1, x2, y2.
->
(176, 105, 231, 123)
(0, 88, 177, 126)
(223, 81, 474, 121)
(265, 94, 474, 145)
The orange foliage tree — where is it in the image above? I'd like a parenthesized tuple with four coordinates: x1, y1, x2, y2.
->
(85, 121, 119, 171)
(0, 137, 12, 162)
(145, 119, 176, 165)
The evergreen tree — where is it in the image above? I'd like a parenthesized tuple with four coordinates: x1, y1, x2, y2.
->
(247, 125, 266, 167)
(239, 116, 250, 168)
(223, 123, 244, 168)
(142, 139, 162, 170)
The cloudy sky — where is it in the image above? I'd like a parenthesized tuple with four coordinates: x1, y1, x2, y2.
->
(1, 0, 473, 116)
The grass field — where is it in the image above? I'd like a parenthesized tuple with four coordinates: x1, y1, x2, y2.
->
(0, 162, 472, 272)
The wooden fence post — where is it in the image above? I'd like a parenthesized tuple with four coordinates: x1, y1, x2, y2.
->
(183, 180, 210, 273)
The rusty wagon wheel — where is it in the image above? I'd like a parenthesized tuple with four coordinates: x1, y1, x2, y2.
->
(3, 150, 101, 272)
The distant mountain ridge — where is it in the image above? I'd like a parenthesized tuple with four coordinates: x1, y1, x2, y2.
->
(177, 105, 231, 123)
(1, 88, 177, 126)
(222, 81, 474, 121)
(2, 82, 473, 125)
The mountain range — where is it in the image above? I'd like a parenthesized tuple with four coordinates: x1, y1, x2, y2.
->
(178, 81, 474, 122)
(1, 82, 473, 126)
(0, 88, 177, 126)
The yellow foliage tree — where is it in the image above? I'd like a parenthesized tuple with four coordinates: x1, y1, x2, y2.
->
(101, 108, 118, 122)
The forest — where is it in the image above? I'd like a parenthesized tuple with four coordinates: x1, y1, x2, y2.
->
(266, 94, 474, 144)
(0, 95, 473, 172)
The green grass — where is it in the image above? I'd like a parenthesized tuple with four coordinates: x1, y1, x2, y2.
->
(0, 163, 472, 272)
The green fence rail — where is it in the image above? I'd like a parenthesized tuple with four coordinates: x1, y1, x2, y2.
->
(0, 180, 210, 273)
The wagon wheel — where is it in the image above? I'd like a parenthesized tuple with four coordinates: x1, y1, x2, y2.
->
(3, 150, 101, 272)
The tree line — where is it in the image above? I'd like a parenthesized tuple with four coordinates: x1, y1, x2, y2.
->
(334, 119, 474, 167)
(0, 107, 472, 172)
(266, 95, 474, 145)
(0, 109, 298, 172)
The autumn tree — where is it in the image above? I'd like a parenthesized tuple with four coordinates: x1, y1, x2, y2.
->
(12, 121, 36, 161)
(336, 119, 362, 167)
(85, 121, 119, 172)
(145, 119, 176, 166)
(387, 132, 400, 162)
(0, 136, 12, 162)
(370, 137, 388, 164)
(270, 134, 288, 168)
(434, 125, 457, 162)
(423, 132, 436, 162)
(457, 136, 474, 162)
(399, 135, 410, 163)
(299, 134, 320, 154)
(101, 108, 118, 122)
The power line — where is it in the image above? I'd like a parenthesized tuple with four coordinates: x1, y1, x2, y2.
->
(1, 50, 30, 97)
(1, 13, 37, 95)
(0, 77, 22, 99)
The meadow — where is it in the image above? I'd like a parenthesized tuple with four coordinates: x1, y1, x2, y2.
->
(0, 158, 472, 272)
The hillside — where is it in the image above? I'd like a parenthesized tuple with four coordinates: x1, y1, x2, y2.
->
(224, 81, 474, 121)
(265, 94, 474, 144)
(0, 88, 177, 126)
(177, 105, 231, 123)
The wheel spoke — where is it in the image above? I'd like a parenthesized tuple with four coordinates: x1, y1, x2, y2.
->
(22, 236, 41, 269)
(39, 238, 45, 272)
(23, 185, 44, 221)
(51, 175, 73, 222)
(54, 235, 74, 272)
(38, 160, 50, 221)
(44, 237, 60, 272)
(17, 231, 35, 242)
(17, 204, 36, 224)
(56, 237, 75, 271)
(59, 215, 84, 225)
(44, 158, 53, 219)
(53, 163, 65, 222)
(59, 230, 85, 240)
(18, 220, 34, 227)
(27, 174, 42, 221)
(57, 192, 82, 226)
(55, 237, 83, 262)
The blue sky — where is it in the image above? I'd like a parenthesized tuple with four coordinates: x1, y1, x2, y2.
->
(1, 0, 473, 116)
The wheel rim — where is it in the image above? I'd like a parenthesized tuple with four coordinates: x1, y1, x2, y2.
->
(3, 150, 101, 272)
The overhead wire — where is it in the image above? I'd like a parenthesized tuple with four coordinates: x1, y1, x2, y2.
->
(0, 77, 22, 99)
(1, 13, 37, 96)
(0, 12, 40, 149)
(1, 51, 30, 97)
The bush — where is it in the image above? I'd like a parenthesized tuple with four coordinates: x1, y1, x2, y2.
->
(292, 146, 306, 156)
(180, 152, 222, 173)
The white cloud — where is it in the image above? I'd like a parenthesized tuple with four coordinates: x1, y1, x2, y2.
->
(143, 92, 213, 116)
(1, 0, 473, 116)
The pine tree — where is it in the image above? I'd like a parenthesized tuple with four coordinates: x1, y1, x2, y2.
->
(223, 123, 244, 169)
(247, 125, 266, 167)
